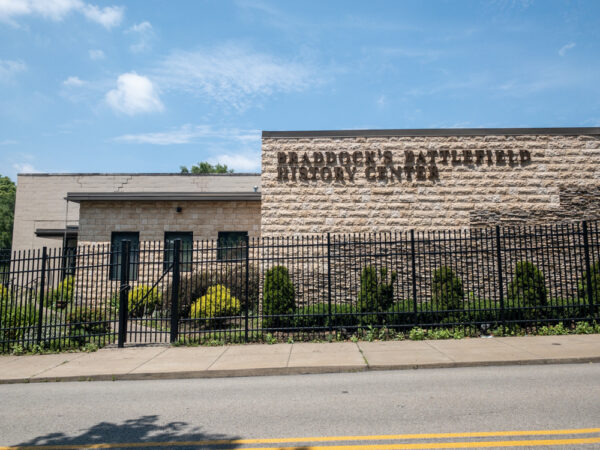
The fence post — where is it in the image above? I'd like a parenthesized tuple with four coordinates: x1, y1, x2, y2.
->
(495, 225, 505, 327)
(410, 230, 418, 327)
(36, 247, 47, 345)
(327, 233, 333, 334)
(170, 239, 181, 343)
(245, 235, 250, 343)
(117, 240, 130, 348)
(582, 221, 595, 320)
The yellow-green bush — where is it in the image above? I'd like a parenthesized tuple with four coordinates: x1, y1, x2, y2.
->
(0, 285, 9, 303)
(190, 285, 241, 323)
(128, 285, 162, 317)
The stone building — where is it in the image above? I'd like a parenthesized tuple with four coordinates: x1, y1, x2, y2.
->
(10, 127, 600, 254)
(261, 127, 600, 234)
(12, 173, 261, 253)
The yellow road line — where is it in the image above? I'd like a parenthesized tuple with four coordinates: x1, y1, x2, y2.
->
(239, 438, 600, 449)
(1, 428, 599, 449)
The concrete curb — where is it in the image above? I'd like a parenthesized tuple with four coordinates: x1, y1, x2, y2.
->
(2, 357, 599, 385)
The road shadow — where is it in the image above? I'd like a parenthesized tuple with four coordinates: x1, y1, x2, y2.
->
(15, 414, 243, 449)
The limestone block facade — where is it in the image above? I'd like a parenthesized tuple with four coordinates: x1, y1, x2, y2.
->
(261, 128, 600, 235)
(77, 200, 261, 243)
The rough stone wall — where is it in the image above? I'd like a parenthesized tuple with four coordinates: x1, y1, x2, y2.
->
(261, 134, 600, 235)
(78, 200, 261, 243)
(471, 185, 600, 227)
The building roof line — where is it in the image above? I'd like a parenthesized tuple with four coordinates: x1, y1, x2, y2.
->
(19, 173, 261, 177)
(66, 191, 261, 202)
(262, 127, 600, 138)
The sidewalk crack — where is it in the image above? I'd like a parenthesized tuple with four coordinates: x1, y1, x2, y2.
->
(285, 344, 293, 367)
(356, 342, 369, 367)
(206, 346, 229, 370)
(424, 340, 457, 362)
(29, 352, 87, 379)
(127, 347, 169, 374)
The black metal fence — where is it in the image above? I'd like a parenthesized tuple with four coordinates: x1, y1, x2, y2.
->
(1, 220, 600, 351)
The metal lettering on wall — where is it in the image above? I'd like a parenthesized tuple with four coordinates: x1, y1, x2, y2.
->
(276, 149, 532, 183)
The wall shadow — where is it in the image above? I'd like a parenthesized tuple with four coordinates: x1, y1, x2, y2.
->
(15, 414, 242, 449)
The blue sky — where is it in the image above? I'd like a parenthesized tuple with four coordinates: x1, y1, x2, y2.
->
(1, 0, 599, 180)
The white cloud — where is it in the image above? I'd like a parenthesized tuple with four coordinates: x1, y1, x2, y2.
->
(0, 0, 79, 22)
(105, 72, 164, 115)
(208, 153, 260, 172)
(114, 124, 260, 145)
(0, 59, 26, 82)
(558, 42, 575, 57)
(115, 126, 198, 145)
(0, 0, 123, 29)
(128, 20, 151, 33)
(80, 3, 122, 29)
(63, 75, 85, 87)
(126, 20, 154, 53)
(153, 44, 317, 111)
(0, 139, 18, 145)
(89, 49, 105, 60)
(13, 162, 40, 174)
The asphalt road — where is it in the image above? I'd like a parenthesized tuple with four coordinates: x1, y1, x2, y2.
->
(1, 363, 599, 449)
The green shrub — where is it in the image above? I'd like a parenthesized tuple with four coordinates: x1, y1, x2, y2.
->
(357, 266, 397, 325)
(264, 332, 277, 344)
(431, 267, 464, 311)
(507, 261, 547, 307)
(263, 265, 295, 328)
(108, 289, 120, 311)
(216, 264, 260, 309)
(464, 302, 501, 325)
(332, 303, 359, 328)
(1, 285, 36, 343)
(0, 285, 9, 303)
(409, 327, 426, 340)
(165, 270, 211, 317)
(0, 301, 36, 342)
(384, 299, 416, 326)
(190, 285, 241, 326)
(428, 328, 455, 339)
(574, 321, 595, 334)
(128, 285, 162, 318)
(385, 296, 594, 330)
(385, 299, 467, 327)
(541, 298, 589, 322)
(294, 303, 358, 329)
(537, 323, 569, 336)
(578, 261, 600, 303)
(66, 307, 110, 344)
(50, 276, 74, 308)
(294, 303, 328, 329)
(165, 264, 260, 318)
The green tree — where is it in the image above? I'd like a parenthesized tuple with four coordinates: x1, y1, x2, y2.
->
(180, 162, 233, 174)
(0, 175, 16, 249)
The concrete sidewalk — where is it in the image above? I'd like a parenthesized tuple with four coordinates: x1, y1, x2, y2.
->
(1, 334, 599, 384)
